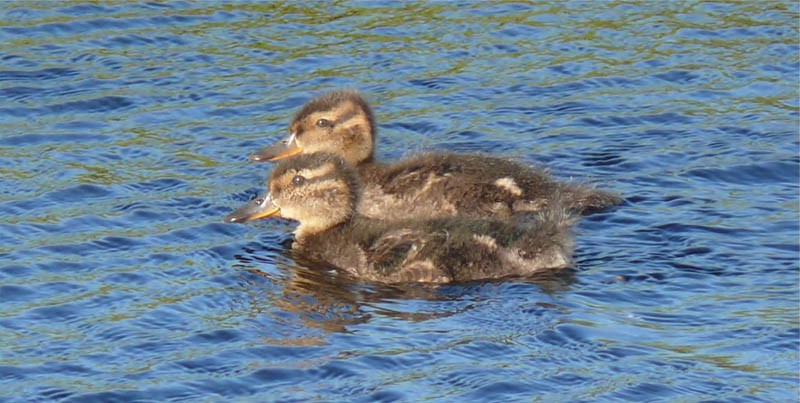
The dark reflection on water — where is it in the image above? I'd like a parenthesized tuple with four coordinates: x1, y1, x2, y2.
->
(1, 1, 798, 401)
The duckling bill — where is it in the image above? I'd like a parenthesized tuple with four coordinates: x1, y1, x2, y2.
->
(226, 153, 576, 284)
(248, 90, 621, 221)
(225, 194, 280, 223)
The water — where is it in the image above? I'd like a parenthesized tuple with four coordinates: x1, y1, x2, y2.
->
(1, 1, 797, 401)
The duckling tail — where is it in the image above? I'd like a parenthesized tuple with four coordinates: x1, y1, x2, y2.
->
(558, 182, 623, 214)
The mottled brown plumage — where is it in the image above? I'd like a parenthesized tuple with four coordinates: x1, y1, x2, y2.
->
(249, 90, 621, 220)
(226, 153, 576, 284)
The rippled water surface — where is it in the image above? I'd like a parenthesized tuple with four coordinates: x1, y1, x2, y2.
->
(1, 2, 798, 401)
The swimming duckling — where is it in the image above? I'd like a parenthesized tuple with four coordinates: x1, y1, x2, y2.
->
(248, 90, 621, 221)
(225, 153, 575, 284)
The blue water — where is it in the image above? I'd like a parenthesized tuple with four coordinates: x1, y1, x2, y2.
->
(1, 2, 798, 401)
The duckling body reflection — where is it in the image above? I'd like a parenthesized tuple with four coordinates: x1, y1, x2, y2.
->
(249, 90, 621, 221)
(226, 153, 575, 284)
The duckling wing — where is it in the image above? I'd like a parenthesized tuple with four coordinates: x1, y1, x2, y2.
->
(366, 228, 452, 283)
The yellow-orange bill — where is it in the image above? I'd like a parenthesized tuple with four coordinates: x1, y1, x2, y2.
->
(249, 136, 303, 162)
(224, 194, 281, 223)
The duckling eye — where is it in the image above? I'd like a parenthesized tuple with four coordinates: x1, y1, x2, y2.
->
(316, 118, 331, 128)
(292, 175, 306, 186)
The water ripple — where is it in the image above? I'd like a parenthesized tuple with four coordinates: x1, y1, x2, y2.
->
(0, 1, 797, 401)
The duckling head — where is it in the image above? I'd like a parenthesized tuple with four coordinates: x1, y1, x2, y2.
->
(249, 90, 375, 166)
(226, 153, 359, 238)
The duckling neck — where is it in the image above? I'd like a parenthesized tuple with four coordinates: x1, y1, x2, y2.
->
(293, 221, 349, 249)
(356, 160, 387, 181)
(358, 154, 375, 165)
(294, 222, 332, 242)
(356, 159, 377, 170)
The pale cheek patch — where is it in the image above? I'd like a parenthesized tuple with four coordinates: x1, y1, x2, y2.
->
(494, 177, 523, 196)
(298, 163, 336, 181)
(339, 114, 370, 134)
(472, 234, 498, 251)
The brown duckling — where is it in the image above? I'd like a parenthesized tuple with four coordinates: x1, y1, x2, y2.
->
(225, 153, 575, 284)
(248, 90, 621, 221)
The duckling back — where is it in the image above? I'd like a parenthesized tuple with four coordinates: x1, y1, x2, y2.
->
(296, 203, 576, 284)
(420, 205, 576, 282)
(358, 152, 620, 221)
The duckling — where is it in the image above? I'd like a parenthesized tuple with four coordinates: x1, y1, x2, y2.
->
(225, 153, 575, 284)
(248, 90, 621, 221)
